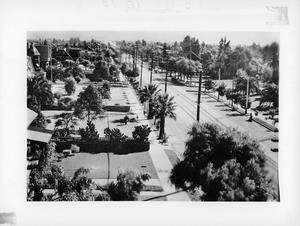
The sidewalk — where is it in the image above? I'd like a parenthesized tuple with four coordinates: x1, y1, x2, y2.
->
(121, 73, 190, 201)
(206, 91, 279, 133)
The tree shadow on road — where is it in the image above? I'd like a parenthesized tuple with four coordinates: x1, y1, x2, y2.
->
(215, 104, 226, 108)
(226, 113, 243, 117)
(220, 108, 234, 112)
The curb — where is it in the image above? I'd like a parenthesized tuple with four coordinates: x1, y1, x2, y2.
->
(206, 93, 278, 132)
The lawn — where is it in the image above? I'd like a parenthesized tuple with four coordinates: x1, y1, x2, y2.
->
(55, 152, 159, 179)
(44, 85, 146, 137)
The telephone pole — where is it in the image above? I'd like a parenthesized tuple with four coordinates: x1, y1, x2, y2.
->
(245, 75, 250, 115)
(150, 53, 154, 84)
(165, 57, 169, 93)
(196, 71, 202, 122)
(140, 52, 143, 87)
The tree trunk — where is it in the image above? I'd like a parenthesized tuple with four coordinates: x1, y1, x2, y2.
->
(148, 99, 153, 119)
(158, 116, 165, 139)
(107, 152, 110, 183)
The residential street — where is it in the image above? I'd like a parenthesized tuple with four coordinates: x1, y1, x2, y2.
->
(124, 54, 279, 185)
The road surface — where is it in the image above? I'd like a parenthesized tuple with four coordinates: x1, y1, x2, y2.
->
(121, 54, 279, 185)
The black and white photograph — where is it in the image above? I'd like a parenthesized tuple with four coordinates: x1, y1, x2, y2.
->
(26, 30, 279, 202)
(1, 0, 300, 225)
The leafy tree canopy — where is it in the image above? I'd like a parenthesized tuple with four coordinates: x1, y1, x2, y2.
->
(74, 84, 104, 121)
(170, 122, 278, 201)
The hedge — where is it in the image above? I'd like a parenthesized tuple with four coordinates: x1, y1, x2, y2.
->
(55, 139, 150, 155)
(104, 105, 130, 112)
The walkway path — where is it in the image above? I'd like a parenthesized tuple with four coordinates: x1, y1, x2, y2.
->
(120, 73, 190, 201)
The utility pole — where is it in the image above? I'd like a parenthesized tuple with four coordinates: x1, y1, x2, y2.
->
(133, 46, 136, 72)
(50, 46, 53, 83)
(245, 75, 250, 115)
(165, 57, 169, 93)
(140, 52, 143, 87)
(150, 53, 154, 84)
(135, 44, 138, 72)
(196, 71, 202, 122)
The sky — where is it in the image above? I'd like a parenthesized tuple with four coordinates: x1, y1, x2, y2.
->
(27, 31, 279, 46)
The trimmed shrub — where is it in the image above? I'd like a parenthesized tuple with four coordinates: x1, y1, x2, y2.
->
(57, 97, 75, 110)
(54, 92, 62, 100)
(64, 77, 76, 95)
(103, 105, 130, 112)
(95, 191, 111, 201)
(55, 139, 150, 154)
(132, 125, 151, 142)
(79, 121, 99, 143)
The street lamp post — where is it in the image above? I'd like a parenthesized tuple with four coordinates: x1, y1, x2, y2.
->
(197, 70, 202, 122)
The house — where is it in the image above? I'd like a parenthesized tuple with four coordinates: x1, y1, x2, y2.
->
(52, 48, 73, 63)
(68, 47, 81, 61)
(27, 108, 54, 144)
(35, 44, 51, 70)
(27, 42, 41, 71)
(27, 108, 54, 166)
(27, 56, 46, 78)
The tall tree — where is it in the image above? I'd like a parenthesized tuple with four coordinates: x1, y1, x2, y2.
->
(74, 84, 104, 121)
(262, 42, 279, 84)
(260, 83, 279, 108)
(216, 37, 232, 79)
(93, 60, 110, 81)
(153, 93, 177, 139)
(54, 112, 78, 137)
(170, 122, 278, 201)
(107, 168, 150, 201)
(139, 84, 161, 119)
(27, 74, 54, 111)
(64, 77, 76, 95)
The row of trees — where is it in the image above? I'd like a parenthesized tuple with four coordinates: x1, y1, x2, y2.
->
(119, 36, 279, 86)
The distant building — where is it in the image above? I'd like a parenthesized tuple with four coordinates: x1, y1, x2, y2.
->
(27, 42, 41, 71)
(27, 42, 46, 78)
(52, 48, 73, 62)
(69, 48, 81, 61)
(35, 44, 51, 70)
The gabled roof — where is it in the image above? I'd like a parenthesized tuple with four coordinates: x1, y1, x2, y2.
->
(27, 126, 54, 143)
(27, 108, 38, 127)
(32, 45, 40, 56)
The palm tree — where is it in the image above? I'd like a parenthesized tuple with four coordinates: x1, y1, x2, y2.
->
(27, 74, 54, 111)
(153, 93, 177, 139)
(217, 37, 231, 80)
(139, 84, 161, 119)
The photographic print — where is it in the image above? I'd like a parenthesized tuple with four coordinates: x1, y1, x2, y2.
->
(26, 31, 279, 202)
(1, 0, 300, 225)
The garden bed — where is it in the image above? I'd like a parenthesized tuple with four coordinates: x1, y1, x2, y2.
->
(253, 117, 278, 132)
